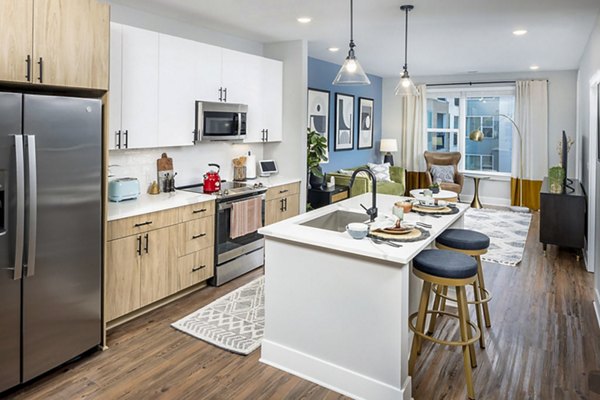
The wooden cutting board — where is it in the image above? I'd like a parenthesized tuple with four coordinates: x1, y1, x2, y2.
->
(157, 153, 173, 172)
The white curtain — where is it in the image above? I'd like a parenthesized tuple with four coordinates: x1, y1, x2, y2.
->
(513, 80, 549, 182)
(400, 84, 427, 172)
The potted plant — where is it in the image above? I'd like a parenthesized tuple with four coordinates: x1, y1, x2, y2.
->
(307, 128, 328, 188)
(429, 182, 440, 194)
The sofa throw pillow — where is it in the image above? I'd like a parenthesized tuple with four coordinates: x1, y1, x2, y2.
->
(430, 165, 455, 183)
(367, 162, 392, 182)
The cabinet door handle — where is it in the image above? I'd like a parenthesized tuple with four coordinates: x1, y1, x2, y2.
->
(123, 130, 129, 149)
(218, 87, 223, 102)
(134, 221, 153, 228)
(223, 88, 227, 102)
(279, 198, 284, 212)
(192, 208, 207, 214)
(25, 55, 31, 82)
(284, 197, 288, 212)
(136, 236, 142, 255)
(37, 57, 43, 83)
(279, 189, 288, 194)
(115, 130, 121, 149)
(266, 129, 269, 142)
(192, 265, 206, 272)
(144, 233, 149, 254)
(192, 233, 206, 240)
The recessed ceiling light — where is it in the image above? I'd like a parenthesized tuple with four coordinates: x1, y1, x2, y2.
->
(328, 47, 340, 52)
(530, 65, 540, 70)
(297, 17, 312, 24)
(513, 29, 528, 36)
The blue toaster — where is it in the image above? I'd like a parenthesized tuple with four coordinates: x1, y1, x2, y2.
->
(108, 178, 140, 202)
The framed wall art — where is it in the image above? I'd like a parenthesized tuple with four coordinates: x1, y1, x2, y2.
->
(307, 88, 330, 161)
(358, 97, 374, 149)
(334, 93, 354, 151)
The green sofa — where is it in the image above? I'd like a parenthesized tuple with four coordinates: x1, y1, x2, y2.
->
(326, 165, 406, 197)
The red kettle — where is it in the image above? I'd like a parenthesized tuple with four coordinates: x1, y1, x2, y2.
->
(203, 163, 221, 193)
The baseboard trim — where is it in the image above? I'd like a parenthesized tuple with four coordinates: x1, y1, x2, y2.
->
(594, 290, 600, 330)
(260, 339, 411, 400)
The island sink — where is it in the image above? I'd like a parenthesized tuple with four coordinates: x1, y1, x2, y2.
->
(300, 209, 369, 232)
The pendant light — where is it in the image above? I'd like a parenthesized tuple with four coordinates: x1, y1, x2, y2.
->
(333, 0, 371, 86)
(395, 5, 418, 96)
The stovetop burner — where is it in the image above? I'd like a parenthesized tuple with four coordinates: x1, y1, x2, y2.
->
(179, 181, 266, 200)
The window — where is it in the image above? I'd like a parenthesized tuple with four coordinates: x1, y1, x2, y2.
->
(426, 89, 515, 174)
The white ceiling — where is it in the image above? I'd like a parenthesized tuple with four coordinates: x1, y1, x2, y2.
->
(109, 0, 600, 78)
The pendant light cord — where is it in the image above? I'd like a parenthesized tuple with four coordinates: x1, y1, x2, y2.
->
(403, 6, 409, 70)
(349, 0, 355, 52)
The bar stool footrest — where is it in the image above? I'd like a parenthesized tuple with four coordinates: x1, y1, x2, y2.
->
(434, 285, 492, 305)
(409, 310, 481, 347)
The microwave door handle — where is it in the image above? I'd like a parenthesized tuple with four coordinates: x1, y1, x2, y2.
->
(237, 113, 242, 136)
(25, 135, 37, 277)
(12, 135, 25, 280)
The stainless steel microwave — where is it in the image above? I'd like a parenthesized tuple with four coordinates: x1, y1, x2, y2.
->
(194, 101, 247, 142)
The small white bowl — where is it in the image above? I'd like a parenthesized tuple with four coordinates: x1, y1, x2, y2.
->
(437, 200, 448, 207)
(346, 222, 369, 239)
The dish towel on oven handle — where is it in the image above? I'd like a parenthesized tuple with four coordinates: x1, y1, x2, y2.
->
(230, 196, 263, 239)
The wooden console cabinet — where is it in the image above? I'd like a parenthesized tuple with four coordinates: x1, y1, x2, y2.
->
(539, 177, 586, 257)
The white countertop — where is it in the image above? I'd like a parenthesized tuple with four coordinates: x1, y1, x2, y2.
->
(259, 193, 469, 265)
(107, 191, 216, 221)
(107, 176, 301, 221)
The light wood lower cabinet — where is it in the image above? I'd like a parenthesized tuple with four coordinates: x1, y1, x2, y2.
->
(171, 248, 214, 293)
(106, 234, 141, 321)
(265, 182, 301, 225)
(106, 203, 215, 322)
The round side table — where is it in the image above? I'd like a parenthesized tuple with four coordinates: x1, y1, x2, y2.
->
(464, 175, 490, 209)
(410, 189, 458, 203)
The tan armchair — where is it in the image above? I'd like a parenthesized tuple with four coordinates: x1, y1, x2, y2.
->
(423, 151, 464, 195)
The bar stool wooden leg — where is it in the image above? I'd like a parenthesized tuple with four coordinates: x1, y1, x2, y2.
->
(476, 256, 491, 328)
(440, 285, 448, 313)
(427, 284, 443, 335)
(456, 286, 476, 400)
(409, 281, 432, 375)
(472, 280, 485, 349)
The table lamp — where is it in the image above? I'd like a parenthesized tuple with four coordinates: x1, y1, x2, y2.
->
(380, 139, 398, 166)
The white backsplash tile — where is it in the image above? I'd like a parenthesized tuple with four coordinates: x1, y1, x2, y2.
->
(109, 142, 264, 191)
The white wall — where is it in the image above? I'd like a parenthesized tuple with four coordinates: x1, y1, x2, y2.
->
(263, 40, 309, 212)
(109, 3, 263, 56)
(576, 13, 600, 311)
(382, 70, 578, 206)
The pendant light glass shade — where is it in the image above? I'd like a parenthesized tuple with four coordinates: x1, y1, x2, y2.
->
(395, 69, 417, 96)
(395, 5, 416, 96)
(333, 0, 371, 86)
(333, 49, 371, 85)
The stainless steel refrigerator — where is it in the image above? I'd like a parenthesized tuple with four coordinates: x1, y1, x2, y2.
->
(0, 93, 102, 393)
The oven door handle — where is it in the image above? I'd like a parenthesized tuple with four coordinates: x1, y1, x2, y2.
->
(218, 194, 265, 211)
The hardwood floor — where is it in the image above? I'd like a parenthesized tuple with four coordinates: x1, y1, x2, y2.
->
(4, 211, 600, 399)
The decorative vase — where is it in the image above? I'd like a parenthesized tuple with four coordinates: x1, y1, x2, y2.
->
(309, 167, 325, 188)
(548, 166, 565, 194)
(430, 186, 440, 194)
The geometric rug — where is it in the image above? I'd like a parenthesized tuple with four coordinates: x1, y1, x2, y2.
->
(171, 276, 264, 355)
(464, 208, 532, 266)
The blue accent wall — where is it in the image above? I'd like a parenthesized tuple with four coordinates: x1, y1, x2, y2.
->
(308, 57, 383, 173)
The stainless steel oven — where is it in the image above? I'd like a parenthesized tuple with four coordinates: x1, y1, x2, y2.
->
(213, 192, 266, 286)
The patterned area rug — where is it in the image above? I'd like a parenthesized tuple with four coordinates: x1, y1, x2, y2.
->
(464, 208, 532, 266)
(171, 276, 264, 355)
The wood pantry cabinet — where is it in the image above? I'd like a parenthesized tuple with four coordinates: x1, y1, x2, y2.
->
(265, 182, 301, 225)
(0, 0, 109, 90)
(106, 200, 215, 322)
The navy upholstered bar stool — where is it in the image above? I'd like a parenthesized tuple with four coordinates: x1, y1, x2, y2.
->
(409, 249, 480, 400)
(429, 229, 491, 349)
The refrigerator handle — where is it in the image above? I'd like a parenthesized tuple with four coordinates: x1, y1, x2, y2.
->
(12, 135, 25, 280)
(25, 135, 37, 277)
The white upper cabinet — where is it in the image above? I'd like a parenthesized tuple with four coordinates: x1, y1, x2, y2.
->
(109, 23, 283, 149)
(109, 23, 159, 150)
(108, 23, 122, 150)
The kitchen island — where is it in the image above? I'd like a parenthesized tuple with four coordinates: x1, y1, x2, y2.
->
(258, 193, 468, 400)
